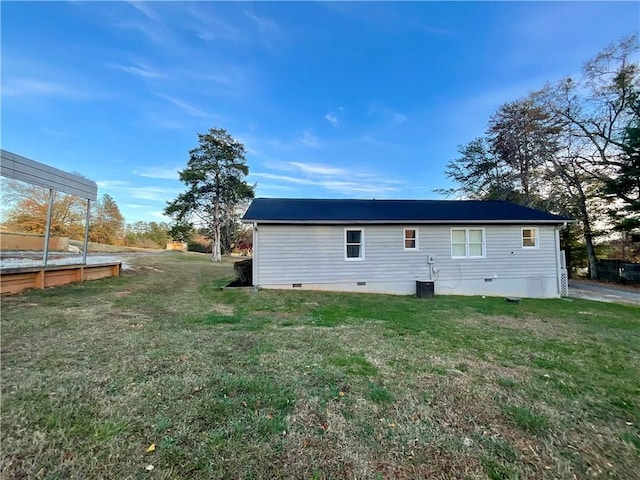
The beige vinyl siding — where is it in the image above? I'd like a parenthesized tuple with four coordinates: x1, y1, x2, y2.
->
(255, 224, 560, 297)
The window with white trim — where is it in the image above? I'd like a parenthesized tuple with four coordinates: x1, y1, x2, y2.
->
(522, 228, 538, 248)
(451, 228, 485, 258)
(345, 229, 364, 260)
(404, 228, 418, 250)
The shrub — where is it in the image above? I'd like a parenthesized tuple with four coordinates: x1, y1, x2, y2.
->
(234, 259, 253, 286)
(187, 240, 211, 253)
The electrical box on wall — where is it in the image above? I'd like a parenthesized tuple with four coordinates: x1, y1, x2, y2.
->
(427, 255, 435, 264)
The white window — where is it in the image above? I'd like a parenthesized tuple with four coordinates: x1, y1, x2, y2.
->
(451, 228, 485, 258)
(522, 228, 538, 248)
(404, 228, 418, 250)
(345, 229, 364, 261)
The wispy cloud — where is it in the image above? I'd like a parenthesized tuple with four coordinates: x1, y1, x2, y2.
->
(325, 106, 345, 126)
(97, 180, 180, 202)
(2, 77, 89, 99)
(368, 102, 407, 125)
(243, 9, 285, 53)
(251, 172, 314, 186)
(126, 1, 160, 21)
(126, 187, 176, 202)
(289, 162, 343, 176)
(147, 210, 171, 220)
(391, 112, 407, 125)
(358, 134, 400, 149)
(97, 180, 132, 189)
(108, 62, 165, 79)
(325, 113, 339, 126)
(265, 130, 323, 150)
(244, 10, 279, 35)
(115, 19, 166, 44)
(253, 183, 298, 193)
(250, 161, 403, 197)
(154, 93, 215, 119)
(185, 5, 244, 44)
(134, 166, 182, 180)
(179, 64, 249, 97)
(299, 130, 320, 148)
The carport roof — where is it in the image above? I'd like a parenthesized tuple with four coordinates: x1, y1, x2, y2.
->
(1, 149, 98, 200)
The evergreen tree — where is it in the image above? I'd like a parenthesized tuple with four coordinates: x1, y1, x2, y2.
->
(165, 128, 254, 261)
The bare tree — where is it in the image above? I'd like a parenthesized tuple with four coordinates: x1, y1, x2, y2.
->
(535, 35, 639, 277)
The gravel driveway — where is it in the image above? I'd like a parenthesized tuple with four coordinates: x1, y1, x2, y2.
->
(569, 279, 640, 306)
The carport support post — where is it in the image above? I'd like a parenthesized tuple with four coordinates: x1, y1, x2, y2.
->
(42, 188, 55, 266)
(82, 199, 91, 265)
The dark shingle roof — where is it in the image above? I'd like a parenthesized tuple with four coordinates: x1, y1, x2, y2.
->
(242, 198, 572, 224)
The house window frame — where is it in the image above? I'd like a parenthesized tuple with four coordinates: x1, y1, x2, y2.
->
(451, 227, 486, 259)
(344, 228, 365, 261)
(403, 228, 419, 251)
(522, 227, 539, 249)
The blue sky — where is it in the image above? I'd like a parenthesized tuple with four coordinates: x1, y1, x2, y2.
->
(2, 1, 638, 224)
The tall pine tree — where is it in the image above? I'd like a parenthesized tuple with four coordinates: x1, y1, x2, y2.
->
(165, 128, 254, 261)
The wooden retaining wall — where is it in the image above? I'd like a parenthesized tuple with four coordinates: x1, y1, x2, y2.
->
(166, 241, 187, 251)
(1, 262, 121, 295)
(0, 232, 69, 251)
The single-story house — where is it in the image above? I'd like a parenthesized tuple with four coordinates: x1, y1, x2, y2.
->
(241, 198, 573, 298)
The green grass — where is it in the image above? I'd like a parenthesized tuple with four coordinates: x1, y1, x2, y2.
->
(367, 382, 395, 404)
(501, 404, 549, 433)
(1, 252, 639, 479)
(328, 354, 378, 376)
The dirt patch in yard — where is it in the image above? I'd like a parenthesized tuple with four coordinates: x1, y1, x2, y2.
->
(211, 304, 234, 316)
(461, 315, 575, 339)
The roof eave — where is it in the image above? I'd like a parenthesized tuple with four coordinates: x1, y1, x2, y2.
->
(242, 219, 575, 225)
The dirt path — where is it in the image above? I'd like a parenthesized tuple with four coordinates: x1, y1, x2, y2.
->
(569, 279, 640, 306)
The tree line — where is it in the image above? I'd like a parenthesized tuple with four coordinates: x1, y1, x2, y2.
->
(2, 181, 170, 249)
(440, 35, 639, 277)
(2, 181, 125, 244)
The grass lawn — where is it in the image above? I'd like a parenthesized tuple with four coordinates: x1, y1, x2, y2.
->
(1, 252, 639, 479)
